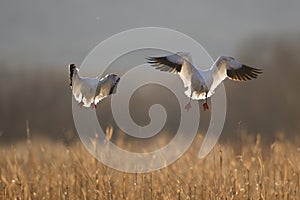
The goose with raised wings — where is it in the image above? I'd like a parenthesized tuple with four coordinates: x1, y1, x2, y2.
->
(147, 53, 262, 111)
(69, 64, 120, 109)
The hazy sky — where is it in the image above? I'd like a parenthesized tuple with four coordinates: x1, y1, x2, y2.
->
(1, 0, 300, 67)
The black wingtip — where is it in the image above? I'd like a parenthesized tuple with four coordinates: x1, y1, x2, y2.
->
(146, 56, 157, 60)
(145, 57, 157, 63)
(145, 56, 182, 73)
(227, 64, 263, 81)
(145, 57, 153, 61)
(69, 63, 77, 87)
(242, 64, 263, 74)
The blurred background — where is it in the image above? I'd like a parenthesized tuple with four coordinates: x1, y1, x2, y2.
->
(0, 0, 299, 144)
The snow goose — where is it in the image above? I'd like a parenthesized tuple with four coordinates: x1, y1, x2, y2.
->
(69, 64, 120, 108)
(146, 52, 262, 111)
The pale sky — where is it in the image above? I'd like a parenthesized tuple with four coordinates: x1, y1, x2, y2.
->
(0, 0, 300, 67)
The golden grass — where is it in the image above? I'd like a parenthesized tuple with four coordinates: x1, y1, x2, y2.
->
(0, 132, 300, 200)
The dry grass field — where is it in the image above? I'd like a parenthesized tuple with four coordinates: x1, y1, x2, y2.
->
(1, 1, 300, 199)
(1, 129, 300, 200)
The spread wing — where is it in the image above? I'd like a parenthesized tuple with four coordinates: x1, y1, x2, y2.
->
(206, 56, 262, 94)
(146, 54, 184, 73)
(226, 64, 262, 81)
(213, 56, 262, 82)
(94, 74, 120, 104)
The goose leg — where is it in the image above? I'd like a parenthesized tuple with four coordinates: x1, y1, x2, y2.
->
(78, 102, 84, 108)
(203, 92, 209, 111)
(91, 103, 97, 109)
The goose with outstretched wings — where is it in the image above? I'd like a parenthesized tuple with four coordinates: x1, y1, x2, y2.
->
(147, 52, 262, 111)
